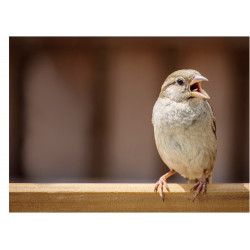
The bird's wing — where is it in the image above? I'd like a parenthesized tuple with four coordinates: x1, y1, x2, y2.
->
(207, 101, 217, 138)
(212, 116, 216, 138)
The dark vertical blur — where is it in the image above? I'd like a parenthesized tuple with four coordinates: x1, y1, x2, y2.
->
(88, 41, 109, 178)
(9, 37, 249, 183)
(230, 48, 249, 182)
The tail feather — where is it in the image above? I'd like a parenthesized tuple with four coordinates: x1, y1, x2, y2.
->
(187, 175, 212, 184)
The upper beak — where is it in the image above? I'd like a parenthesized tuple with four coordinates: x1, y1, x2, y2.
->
(189, 75, 210, 99)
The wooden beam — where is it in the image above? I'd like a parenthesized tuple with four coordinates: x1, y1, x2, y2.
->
(9, 183, 249, 212)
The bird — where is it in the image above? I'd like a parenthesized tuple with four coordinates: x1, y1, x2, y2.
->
(152, 69, 217, 202)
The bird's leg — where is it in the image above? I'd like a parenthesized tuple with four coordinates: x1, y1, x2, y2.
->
(190, 171, 208, 202)
(154, 170, 176, 201)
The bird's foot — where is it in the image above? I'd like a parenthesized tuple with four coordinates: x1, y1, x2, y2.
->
(154, 170, 176, 201)
(154, 176, 170, 201)
(190, 177, 207, 202)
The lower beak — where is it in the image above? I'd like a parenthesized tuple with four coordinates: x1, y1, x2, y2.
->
(189, 75, 210, 99)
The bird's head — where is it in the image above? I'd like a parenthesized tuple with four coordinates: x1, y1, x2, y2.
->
(159, 69, 210, 102)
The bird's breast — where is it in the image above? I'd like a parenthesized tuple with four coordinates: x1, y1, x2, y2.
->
(152, 98, 216, 180)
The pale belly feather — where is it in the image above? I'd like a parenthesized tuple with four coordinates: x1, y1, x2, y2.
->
(154, 125, 216, 180)
(152, 98, 216, 181)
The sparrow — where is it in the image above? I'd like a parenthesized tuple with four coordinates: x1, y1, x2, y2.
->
(152, 69, 216, 202)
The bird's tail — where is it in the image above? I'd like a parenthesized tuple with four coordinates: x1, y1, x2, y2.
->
(187, 175, 212, 184)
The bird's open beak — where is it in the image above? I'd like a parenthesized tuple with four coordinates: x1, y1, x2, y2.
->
(189, 75, 210, 99)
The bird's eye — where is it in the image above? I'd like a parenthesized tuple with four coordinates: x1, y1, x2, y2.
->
(177, 78, 184, 85)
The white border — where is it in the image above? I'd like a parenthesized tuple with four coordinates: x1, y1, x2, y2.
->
(1, 1, 249, 250)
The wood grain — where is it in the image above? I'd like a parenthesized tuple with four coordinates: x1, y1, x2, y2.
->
(9, 183, 249, 212)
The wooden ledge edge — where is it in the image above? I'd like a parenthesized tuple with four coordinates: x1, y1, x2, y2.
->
(9, 183, 250, 193)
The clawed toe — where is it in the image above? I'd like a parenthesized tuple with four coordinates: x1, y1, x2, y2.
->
(191, 180, 207, 202)
(154, 170, 176, 201)
(154, 177, 170, 201)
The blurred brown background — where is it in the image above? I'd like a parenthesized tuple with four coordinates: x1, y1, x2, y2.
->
(9, 37, 249, 183)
